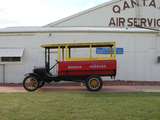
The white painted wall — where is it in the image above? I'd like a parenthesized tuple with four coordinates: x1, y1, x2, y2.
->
(0, 34, 49, 83)
(50, 32, 160, 81)
(0, 31, 159, 83)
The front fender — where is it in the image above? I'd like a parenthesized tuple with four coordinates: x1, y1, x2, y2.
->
(24, 73, 41, 79)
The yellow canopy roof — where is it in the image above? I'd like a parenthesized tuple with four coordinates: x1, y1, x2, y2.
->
(41, 42, 115, 48)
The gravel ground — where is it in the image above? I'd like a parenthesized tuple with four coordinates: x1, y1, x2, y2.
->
(0, 85, 160, 93)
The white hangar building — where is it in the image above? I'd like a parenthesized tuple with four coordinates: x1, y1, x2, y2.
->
(0, 0, 159, 83)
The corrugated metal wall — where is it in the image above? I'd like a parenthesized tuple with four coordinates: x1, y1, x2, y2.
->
(0, 31, 159, 83)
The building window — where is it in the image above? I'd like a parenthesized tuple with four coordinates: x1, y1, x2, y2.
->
(1, 57, 21, 62)
(0, 48, 24, 63)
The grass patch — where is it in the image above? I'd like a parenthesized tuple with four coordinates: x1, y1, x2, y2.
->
(0, 92, 159, 120)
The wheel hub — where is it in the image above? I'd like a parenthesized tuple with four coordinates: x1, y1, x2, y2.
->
(25, 77, 39, 90)
(89, 79, 100, 89)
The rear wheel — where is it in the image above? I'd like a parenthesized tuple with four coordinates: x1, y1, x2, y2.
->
(85, 76, 103, 91)
(23, 76, 39, 92)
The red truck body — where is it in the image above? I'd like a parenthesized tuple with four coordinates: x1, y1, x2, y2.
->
(58, 60, 116, 77)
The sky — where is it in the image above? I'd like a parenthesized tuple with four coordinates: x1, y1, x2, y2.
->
(0, 0, 110, 28)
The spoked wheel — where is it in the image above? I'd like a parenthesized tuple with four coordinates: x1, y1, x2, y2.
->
(23, 76, 39, 92)
(85, 76, 103, 91)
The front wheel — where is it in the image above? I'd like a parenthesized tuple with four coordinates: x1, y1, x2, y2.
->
(23, 76, 39, 92)
(85, 76, 103, 91)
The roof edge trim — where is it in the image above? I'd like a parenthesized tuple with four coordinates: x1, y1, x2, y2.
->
(0, 27, 158, 34)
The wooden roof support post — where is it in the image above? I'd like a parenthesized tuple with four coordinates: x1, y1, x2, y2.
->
(62, 48, 64, 61)
(65, 46, 69, 61)
(90, 45, 92, 59)
(58, 46, 61, 61)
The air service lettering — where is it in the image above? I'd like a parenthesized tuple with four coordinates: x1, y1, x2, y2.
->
(109, 17, 160, 27)
(108, 0, 160, 28)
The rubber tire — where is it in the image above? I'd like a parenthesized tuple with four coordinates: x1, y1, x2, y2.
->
(38, 81, 45, 88)
(85, 76, 103, 92)
(23, 76, 40, 92)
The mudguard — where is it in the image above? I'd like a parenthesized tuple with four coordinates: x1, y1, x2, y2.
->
(24, 73, 41, 80)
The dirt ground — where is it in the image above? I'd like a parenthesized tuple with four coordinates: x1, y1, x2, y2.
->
(0, 85, 160, 93)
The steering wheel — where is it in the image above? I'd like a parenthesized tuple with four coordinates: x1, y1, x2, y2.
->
(55, 59, 60, 63)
